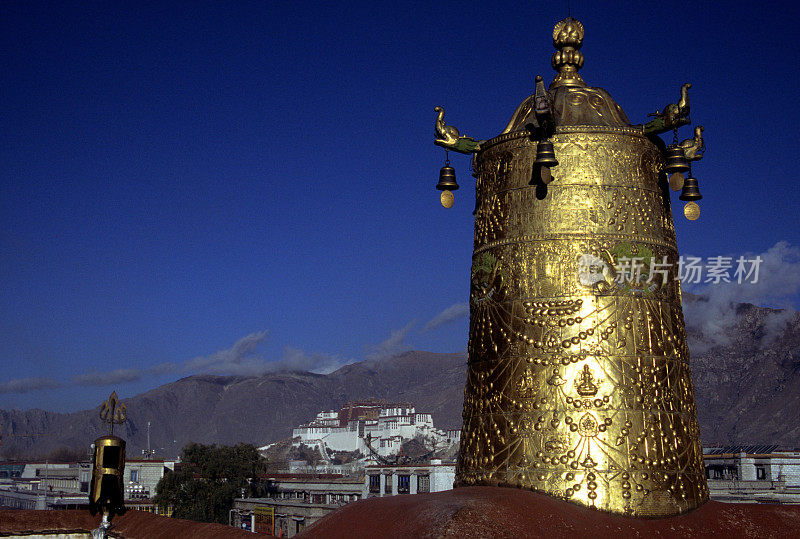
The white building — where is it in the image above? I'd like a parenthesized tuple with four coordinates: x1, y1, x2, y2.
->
(124, 459, 176, 500)
(0, 459, 177, 511)
(704, 445, 800, 504)
(291, 401, 458, 460)
(363, 460, 455, 498)
(0, 462, 89, 510)
(232, 476, 363, 537)
(20, 462, 73, 479)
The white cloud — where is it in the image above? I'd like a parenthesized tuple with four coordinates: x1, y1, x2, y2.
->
(32, 329, 361, 391)
(154, 331, 354, 377)
(273, 346, 354, 374)
(366, 320, 416, 360)
(423, 303, 469, 332)
(71, 368, 142, 386)
(683, 241, 800, 353)
(0, 377, 61, 394)
(181, 330, 270, 375)
(5, 329, 363, 397)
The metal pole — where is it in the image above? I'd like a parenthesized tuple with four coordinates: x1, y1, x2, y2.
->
(43, 460, 48, 509)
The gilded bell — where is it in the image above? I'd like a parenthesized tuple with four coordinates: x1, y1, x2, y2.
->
(663, 145, 689, 175)
(679, 175, 702, 201)
(436, 163, 459, 191)
(534, 140, 559, 168)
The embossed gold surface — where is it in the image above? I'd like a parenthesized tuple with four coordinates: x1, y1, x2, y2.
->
(447, 17, 711, 515)
(456, 125, 709, 516)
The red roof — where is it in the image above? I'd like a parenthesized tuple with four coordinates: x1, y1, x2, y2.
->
(300, 486, 800, 538)
(0, 509, 254, 538)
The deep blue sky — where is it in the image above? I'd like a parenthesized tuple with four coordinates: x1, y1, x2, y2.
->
(2, 1, 800, 412)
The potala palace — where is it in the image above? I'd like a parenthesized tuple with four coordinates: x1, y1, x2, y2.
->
(291, 400, 460, 459)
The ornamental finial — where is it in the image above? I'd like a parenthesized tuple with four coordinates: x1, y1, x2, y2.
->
(550, 17, 586, 88)
(99, 390, 126, 436)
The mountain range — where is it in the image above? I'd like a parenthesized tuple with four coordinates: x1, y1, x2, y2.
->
(0, 351, 466, 460)
(2, 299, 800, 460)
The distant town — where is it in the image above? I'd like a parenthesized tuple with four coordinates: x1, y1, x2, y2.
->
(2, 398, 800, 536)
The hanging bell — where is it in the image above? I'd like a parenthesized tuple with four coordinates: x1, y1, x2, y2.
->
(663, 145, 690, 175)
(534, 140, 559, 168)
(679, 174, 702, 201)
(531, 140, 558, 185)
(436, 159, 459, 192)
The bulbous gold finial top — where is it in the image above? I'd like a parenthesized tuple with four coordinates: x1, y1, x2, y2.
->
(551, 17, 586, 89)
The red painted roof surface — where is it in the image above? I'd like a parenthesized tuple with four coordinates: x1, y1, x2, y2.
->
(0, 509, 254, 538)
(300, 486, 800, 538)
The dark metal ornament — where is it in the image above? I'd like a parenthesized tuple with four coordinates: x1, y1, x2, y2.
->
(436, 154, 459, 191)
(89, 436, 126, 518)
(90, 391, 128, 525)
(531, 140, 558, 185)
(679, 174, 702, 201)
(534, 140, 559, 168)
(663, 144, 689, 175)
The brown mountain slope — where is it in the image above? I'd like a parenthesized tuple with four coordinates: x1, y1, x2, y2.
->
(3, 301, 800, 460)
(690, 302, 800, 446)
(0, 352, 466, 460)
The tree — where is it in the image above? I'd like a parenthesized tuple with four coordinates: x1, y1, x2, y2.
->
(153, 442, 267, 524)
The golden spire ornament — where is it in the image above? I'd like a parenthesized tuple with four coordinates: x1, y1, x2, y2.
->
(550, 17, 585, 88)
(432, 17, 709, 517)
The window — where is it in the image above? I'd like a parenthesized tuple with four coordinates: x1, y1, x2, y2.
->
(398, 475, 410, 494)
(384, 474, 392, 494)
(756, 466, 766, 480)
(130, 469, 139, 483)
(417, 474, 430, 493)
(369, 475, 380, 493)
